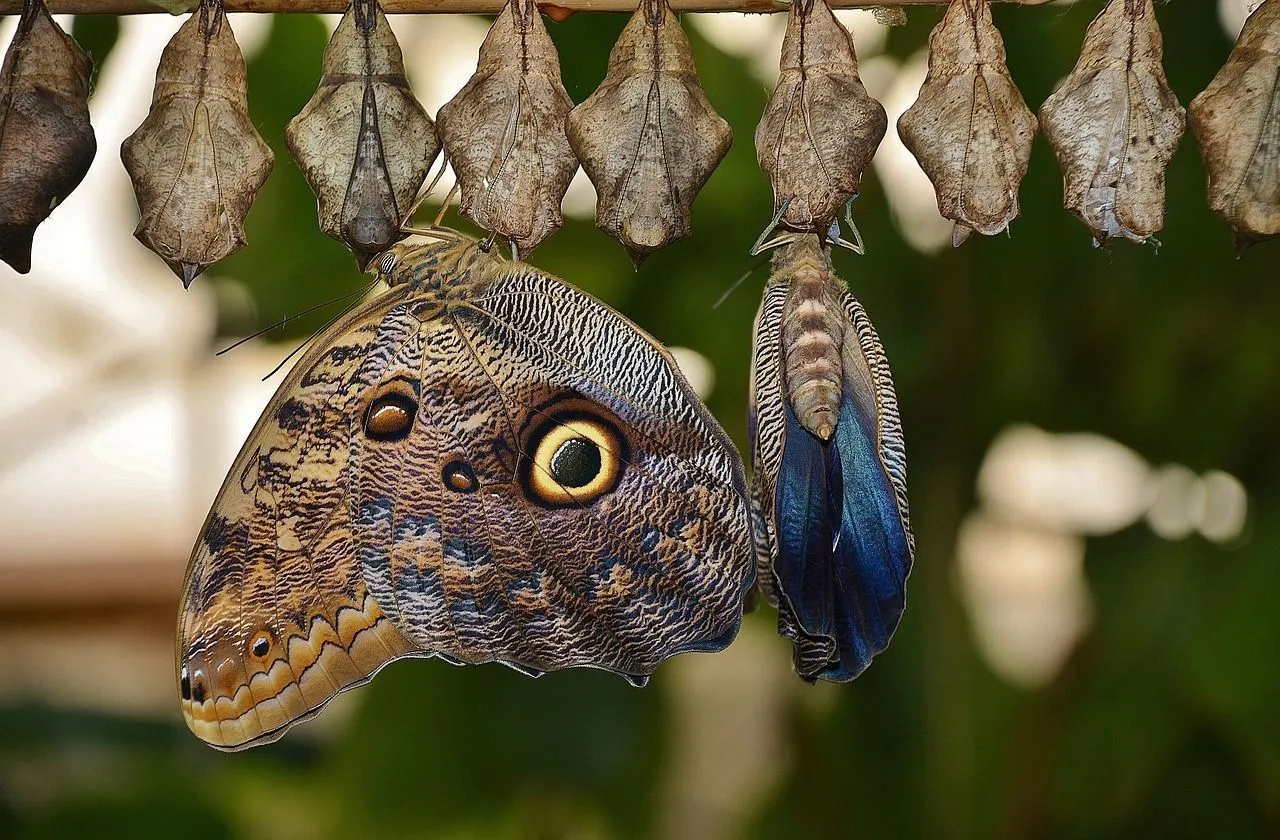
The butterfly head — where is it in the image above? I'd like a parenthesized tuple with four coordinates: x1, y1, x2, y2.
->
(371, 232, 496, 292)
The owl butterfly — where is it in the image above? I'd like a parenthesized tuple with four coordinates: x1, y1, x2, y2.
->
(179, 232, 754, 750)
(749, 234, 913, 682)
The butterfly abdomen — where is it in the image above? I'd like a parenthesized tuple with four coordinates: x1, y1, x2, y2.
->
(774, 237, 844, 441)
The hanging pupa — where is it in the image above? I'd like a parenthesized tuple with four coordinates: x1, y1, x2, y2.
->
(566, 0, 732, 261)
(0, 0, 96, 274)
(1189, 0, 1280, 251)
(897, 0, 1037, 246)
(1039, 0, 1184, 245)
(436, 0, 577, 259)
(754, 0, 886, 250)
(749, 233, 914, 682)
(286, 0, 439, 265)
(121, 0, 274, 288)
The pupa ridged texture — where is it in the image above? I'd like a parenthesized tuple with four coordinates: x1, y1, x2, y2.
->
(749, 234, 913, 682)
(566, 0, 731, 260)
(1188, 0, 1280, 250)
(897, 0, 1037, 246)
(0, 0, 96, 274)
(1039, 0, 1184, 245)
(755, 0, 886, 237)
(286, 0, 439, 265)
(436, 0, 578, 259)
(121, 0, 274, 287)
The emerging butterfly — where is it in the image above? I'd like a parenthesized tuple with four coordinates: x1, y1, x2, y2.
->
(748, 233, 913, 682)
(178, 231, 755, 750)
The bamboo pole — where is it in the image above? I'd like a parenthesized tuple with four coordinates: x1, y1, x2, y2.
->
(0, 0, 1052, 15)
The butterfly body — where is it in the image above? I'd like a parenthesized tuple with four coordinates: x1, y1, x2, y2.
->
(749, 234, 913, 682)
(180, 234, 754, 750)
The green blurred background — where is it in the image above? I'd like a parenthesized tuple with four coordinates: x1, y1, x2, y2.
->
(2, 1, 1278, 838)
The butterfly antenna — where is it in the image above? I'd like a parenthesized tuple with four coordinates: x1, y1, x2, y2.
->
(259, 288, 371, 381)
(216, 280, 377, 357)
(713, 256, 770, 309)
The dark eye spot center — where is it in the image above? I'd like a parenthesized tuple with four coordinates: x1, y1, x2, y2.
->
(550, 438, 601, 488)
(251, 635, 270, 658)
(180, 667, 191, 700)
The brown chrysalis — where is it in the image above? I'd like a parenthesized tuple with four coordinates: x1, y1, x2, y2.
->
(436, 0, 578, 259)
(0, 0, 96, 274)
(897, 0, 1037, 247)
(566, 0, 732, 261)
(1189, 0, 1280, 251)
(121, 0, 274, 288)
(1040, 0, 1184, 245)
(286, 0, 439, 265)
(754, 0, 887, 252)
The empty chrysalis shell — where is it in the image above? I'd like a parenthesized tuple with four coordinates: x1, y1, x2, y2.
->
(121, 0, 274, 288)
(436, 0, 578, 259)
(754, 0, 887, 240)
(566, 0, 732, 261)
(286, 0, 439, 265)
(897, 0, 1037, 247)
(0, 0, 96, 274)
(749, 234, 913, 682)
(1039, 0, 1184, 245)
(1188, 0, 1280, 251)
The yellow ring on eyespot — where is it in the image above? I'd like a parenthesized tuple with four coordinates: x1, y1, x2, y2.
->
(527, 417, 623, 506)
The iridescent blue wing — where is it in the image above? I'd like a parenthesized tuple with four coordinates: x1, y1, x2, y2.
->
(750, 281, 914, 682)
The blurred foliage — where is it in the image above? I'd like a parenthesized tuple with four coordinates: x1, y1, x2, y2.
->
(4, 2, 1280, 839)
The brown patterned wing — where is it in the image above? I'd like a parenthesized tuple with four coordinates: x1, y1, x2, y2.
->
(353, 261, 754, 681)
(179, 244, 754, 751)
(178, 287, 421, 751)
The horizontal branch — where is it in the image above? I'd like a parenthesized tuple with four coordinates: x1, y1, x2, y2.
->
(0, 0, 1052, 16)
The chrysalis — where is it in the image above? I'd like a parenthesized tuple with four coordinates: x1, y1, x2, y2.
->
(897, 0, 1037, 246)
(566, 0, 731, 261)
(1189, 0, 1280, 251)
(436, 0, 578, 259)
(749, 233, 914, 682)
(0, 0, 96, 274)
(121, 0, 274, 287)
(754, 0, 886, 250)
(286, 0, 439, 265)
(1039, 0, 1184, 245)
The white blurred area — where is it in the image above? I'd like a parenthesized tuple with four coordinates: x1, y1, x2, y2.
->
(958, 426, 1248, 689)
(1220, 0, 1262, 38)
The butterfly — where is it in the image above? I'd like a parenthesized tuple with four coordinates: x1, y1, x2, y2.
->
(748, 233, 913, 682)
(177, 231, 755, 750)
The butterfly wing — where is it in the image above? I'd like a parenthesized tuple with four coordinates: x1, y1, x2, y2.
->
(355, 261, 754, 680)
(180, 248, 754, 750)
(750, 280, 914, 682)
(178, 285, 422, 750)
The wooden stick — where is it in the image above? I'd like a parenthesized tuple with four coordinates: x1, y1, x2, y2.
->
(0, 0, 1052, 16)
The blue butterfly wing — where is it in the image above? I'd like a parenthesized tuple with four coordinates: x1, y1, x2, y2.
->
(761, 287, 914, 682)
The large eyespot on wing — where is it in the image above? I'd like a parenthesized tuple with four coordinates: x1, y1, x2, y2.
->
(413, 266, 756, 678)
(176, 290, 423, 751)
(519, 399, 629, 508)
